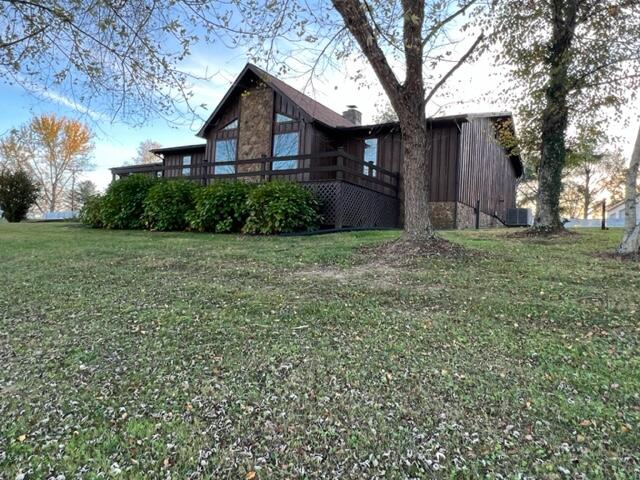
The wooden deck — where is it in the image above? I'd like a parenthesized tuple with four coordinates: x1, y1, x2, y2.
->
(111, 149, 400, 199)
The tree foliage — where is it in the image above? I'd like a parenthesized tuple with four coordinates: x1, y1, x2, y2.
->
(562, 148, 627, 219)
(66, 179, 98, 211)
(0, 114, 94, 213)
(491, 0, 640, 230)
(0, 1, 218, 124)
(0, 168, 39, 222)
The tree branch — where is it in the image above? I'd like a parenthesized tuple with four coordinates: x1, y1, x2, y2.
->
(425, 32, 483, 104)
(0, 26, 47, 48)
(402, 0, 425, 97)
(331, 0, 402, 100)
(422, 0, 477, 47)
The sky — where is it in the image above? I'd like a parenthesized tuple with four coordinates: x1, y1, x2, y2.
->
(1, 17, 639, 193)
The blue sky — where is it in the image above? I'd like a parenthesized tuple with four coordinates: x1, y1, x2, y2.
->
(1, 30, 638, 192)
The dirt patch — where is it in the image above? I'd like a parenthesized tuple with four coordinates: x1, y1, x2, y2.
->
(358, 237, 467, 266)
(507, 226, 578, 240)
(295, 264, 401, 288)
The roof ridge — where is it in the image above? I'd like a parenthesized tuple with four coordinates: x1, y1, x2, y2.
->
(245, 64, 355, 128)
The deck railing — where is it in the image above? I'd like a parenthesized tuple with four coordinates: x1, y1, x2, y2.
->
(112, 149, 400, 197)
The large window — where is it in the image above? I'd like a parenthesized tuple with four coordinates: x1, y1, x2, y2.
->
(182, 155, 192, 177)
(272, 131, 299, 170)
(363, 138, 378, 176)
(214, 139, 237, 174)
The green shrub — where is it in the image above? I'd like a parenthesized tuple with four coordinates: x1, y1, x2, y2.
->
(188, 181, 254, 233)
(79, 195, 105, 228)
(0, 169, 39, 222)
(243, 181, 320, 234)
(143, 180, 199, 231)
(101, 174, 158, 229)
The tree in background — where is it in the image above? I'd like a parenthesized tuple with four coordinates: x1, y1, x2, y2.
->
(562, 149, 627, 219)
(0, 169, 39, 222)
(132, 140, 163, 165)
(492, 0, 640, 231)
(0, 114, 94, 213)
(618, 126, 640, 254)
(66, 180, 98, 212)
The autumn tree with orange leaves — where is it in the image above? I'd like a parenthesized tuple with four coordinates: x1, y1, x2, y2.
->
(0, 114, 93, 213)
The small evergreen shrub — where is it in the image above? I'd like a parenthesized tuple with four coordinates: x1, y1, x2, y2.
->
(101, 174, 157, 229)
(188, 181, 254, 233)
(0, 169, 39, 222)
(243, 181, 320, 234)
(143, 180, 199, 231)
(79, 195, 105, 228)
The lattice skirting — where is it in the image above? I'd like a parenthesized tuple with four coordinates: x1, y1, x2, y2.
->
(304, 181, 399, 228)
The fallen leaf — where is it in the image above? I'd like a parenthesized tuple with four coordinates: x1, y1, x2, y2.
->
(17, 434, 26, 442)
(246, 471, 256, 480)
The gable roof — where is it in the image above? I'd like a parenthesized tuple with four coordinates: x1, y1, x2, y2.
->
(197, 63, 354, 137)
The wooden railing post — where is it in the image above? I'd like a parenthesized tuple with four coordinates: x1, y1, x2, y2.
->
(261, 154, 267, 182)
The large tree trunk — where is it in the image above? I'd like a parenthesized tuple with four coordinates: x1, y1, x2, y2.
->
(399, 110, 433, 239)
(534, 0, 578, 231)
(618, 126, 640, 254)
(582, 168, 591, 219)
(331, 0, 434, 240)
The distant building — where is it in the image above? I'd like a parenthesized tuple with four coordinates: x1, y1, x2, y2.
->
(607, 200, 640, 223)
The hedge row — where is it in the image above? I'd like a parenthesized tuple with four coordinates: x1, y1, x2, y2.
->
(80, 175, 321, 234)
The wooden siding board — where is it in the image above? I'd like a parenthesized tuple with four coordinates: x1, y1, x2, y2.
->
(457, 118, 517, 222)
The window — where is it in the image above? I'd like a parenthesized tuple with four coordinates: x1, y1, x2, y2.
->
(214, 139, 237, 174)
(222, 119, 238, 130)
(272, 131, 299, 170)
(363, 138, 378, 176)
(182, 155, 192, 177)
(275, 113, 295, 123)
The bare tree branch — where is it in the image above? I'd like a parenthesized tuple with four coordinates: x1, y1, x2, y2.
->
(425, 32, 483, 104)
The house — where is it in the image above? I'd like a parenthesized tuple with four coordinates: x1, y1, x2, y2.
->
(111, 63, 523, 229)
(607, 200, 640, 224)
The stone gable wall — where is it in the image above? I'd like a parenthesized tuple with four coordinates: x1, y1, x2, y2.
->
(238, 84, 273, 174)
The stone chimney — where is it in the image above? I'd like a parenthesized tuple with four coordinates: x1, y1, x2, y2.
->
(342, 105, 362, 125)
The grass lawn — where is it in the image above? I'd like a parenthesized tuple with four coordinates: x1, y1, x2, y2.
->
(1, 223, 638, 479)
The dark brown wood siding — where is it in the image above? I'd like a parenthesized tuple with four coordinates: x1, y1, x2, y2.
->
(163, 150, 206, 179)
(457, 118, 517, 222)
(339, 124, 459, 203)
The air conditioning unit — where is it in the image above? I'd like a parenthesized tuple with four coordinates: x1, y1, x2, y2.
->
(506, 208, 532, 227)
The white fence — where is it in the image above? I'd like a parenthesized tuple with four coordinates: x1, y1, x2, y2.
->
(42, 211, 78, 220)
(565, 218, 624, 228)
